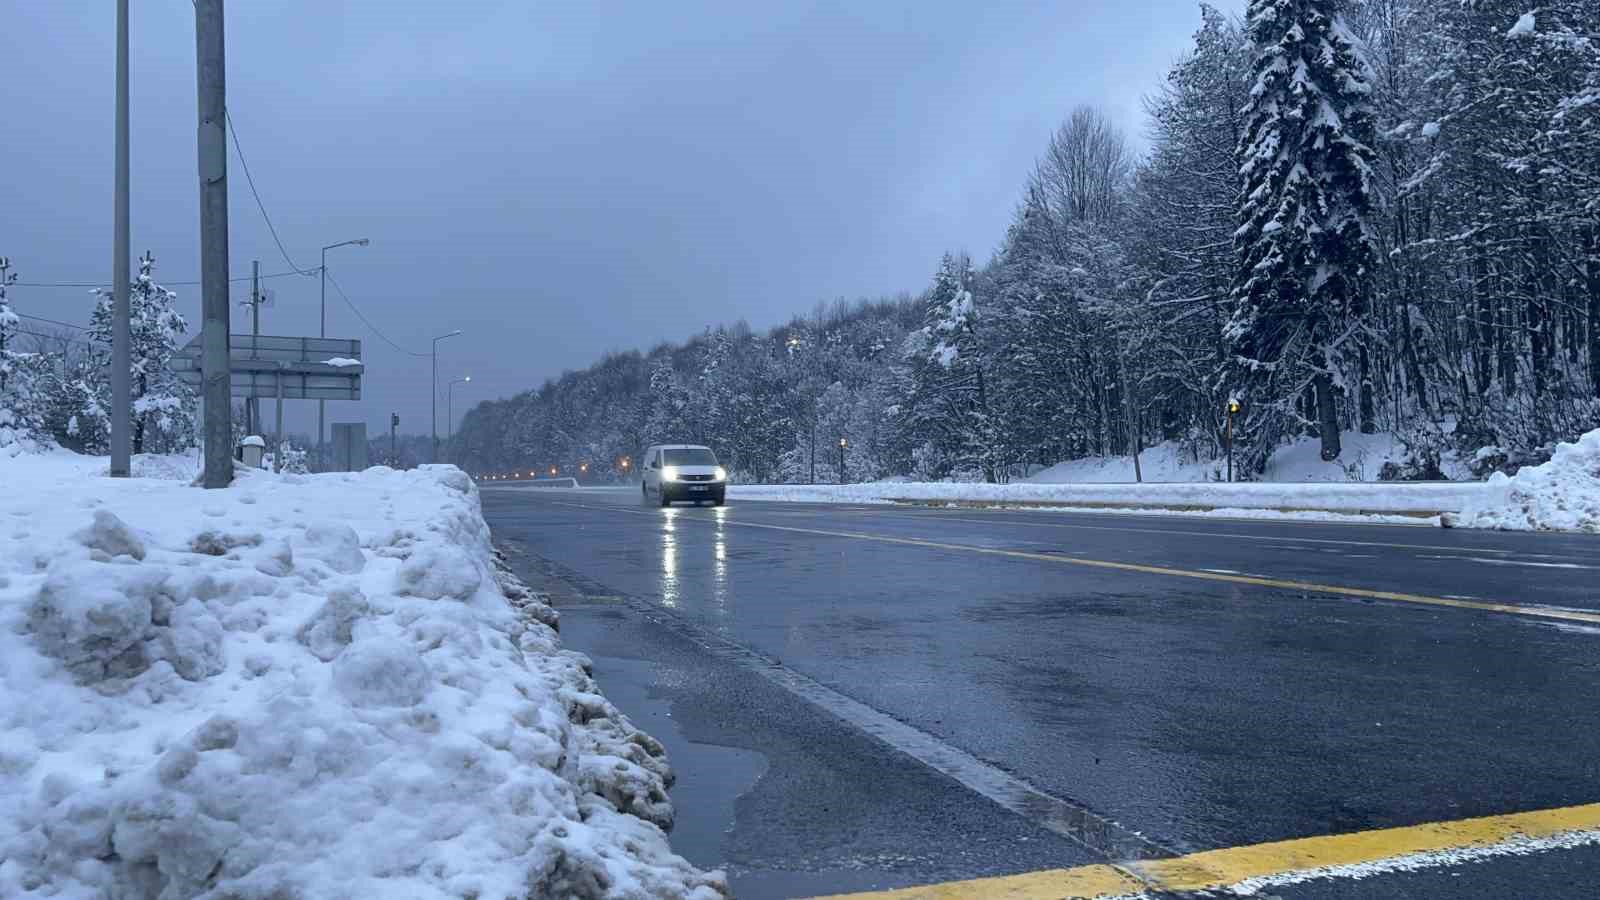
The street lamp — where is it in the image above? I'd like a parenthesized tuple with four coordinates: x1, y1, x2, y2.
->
(318, 238, 369, 470)
(839, 437, 849, 485)
(432, 330, 462, 463)
(1226, 398, 1242, 483)
(447, 376, 471, 465)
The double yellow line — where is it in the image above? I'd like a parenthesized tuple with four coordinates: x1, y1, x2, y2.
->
(823, 802, 1600, 898)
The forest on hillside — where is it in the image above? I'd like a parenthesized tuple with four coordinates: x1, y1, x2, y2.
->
(446, 0, 1600, 484)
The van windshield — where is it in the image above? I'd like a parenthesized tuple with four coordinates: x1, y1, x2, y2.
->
(663, 448, 717, 467)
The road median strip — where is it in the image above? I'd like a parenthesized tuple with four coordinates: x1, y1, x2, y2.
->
(820, 802, 1600, 898)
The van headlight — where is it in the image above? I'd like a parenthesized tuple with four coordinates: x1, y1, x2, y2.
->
(661, 465, 680, 482)
(714, 466, 728, 482)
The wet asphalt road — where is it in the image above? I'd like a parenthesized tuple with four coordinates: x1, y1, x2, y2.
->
(483, 486, 1600, 898)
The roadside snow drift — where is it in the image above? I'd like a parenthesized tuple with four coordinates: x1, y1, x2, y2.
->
(729, 479, 1479, 519)
(1455, 428, 1600, 533)
(0, 452, 725, 899)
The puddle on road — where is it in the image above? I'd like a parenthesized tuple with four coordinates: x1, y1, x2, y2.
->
(584, 654, 768, 871)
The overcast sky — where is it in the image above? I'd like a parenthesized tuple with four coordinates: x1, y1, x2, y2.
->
(1, 1, 1241, 440)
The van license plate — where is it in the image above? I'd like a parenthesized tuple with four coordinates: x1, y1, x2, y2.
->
(689, 485, 708, 492)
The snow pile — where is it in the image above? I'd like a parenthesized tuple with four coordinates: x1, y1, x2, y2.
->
(1454, 428, 1600, 533)
(0, 452, 725, 899)
(322, 357, 362, 368)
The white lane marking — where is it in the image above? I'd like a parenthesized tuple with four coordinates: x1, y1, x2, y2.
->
(1415, 554, 1597, 571)
(1229, 828, 1600, 896)
(1546, 622, 1600, 637)
(860, 510, 1544, 557)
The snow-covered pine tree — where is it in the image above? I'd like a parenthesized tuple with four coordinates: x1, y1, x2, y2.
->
(0, 256, 54, 450)
(1226, 0, 1379, 471)
(896, 253, 998, 481)
(83, 252, 197, 455)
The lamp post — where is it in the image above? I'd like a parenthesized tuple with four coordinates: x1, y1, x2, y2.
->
(431, 330, 462, 463)
(1226, 398, 1241, 483)
(318, 238, 368, 470)
(447, 376, 471, 464)
(786, 335, 819, 485)
(839, 437, 848, 485)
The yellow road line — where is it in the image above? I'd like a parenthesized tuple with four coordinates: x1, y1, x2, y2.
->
(893, 512, 1538, 556)
(821, 802, 1600, 899)
(818, 864, 1144, 899)
(572, 505, 1600, 627)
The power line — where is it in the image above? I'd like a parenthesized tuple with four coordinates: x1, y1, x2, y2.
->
(16, 269, 306, 289)
(325, 271, 428, 357)
(16, 312, 90, 331)
(226, 105, 426, 359)
(225, 109, 317, 276)
(13, 327, 99, 347)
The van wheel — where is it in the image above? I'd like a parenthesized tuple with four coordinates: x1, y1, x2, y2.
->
(659, 490, 672, 508)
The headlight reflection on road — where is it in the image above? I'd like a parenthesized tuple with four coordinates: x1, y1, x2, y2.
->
(712, 509, 729, 624)
(660, 508, 679, 608)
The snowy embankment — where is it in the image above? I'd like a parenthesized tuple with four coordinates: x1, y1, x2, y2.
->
(729, 480, 1478, 522)
(730, 432, 1484, 521)
(0, 452, 725, 899)
(1028, 431, 1471, 484)
(1453, 429, 1600, 534)
(730, 428, 1600, 532)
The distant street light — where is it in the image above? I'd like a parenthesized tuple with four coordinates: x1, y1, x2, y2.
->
(839, 437, 849, 485)
(447, 376, 471, 465)
(1226, 398, 1242, 483)
(318, 238, 369, 470)
(431, 330, 462, 463)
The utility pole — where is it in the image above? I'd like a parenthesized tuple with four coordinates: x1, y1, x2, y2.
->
(110, 0, 131, 478)
(246, 259, 260, 436)
(196, 0, 232, 489)
(390, 412, 398, 467)
(274, 362, 284, 471)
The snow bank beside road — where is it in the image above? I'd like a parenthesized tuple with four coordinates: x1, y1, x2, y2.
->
(0, 452, 724, 899)
(1028, 431, 1470, 484)
(729, 479, 1480, 518)
(1454, 429, 1600, 533)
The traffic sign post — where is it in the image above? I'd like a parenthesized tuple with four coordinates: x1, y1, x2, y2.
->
(171, 333, 364, 400)
(171, 334, 363, 472)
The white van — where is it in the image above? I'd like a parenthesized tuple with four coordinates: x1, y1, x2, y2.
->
(641, 444, 727, 507)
